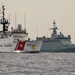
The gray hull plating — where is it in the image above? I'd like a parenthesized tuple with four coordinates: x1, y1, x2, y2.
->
(40, 41, 75, 52)
(40, 42, 75, 52)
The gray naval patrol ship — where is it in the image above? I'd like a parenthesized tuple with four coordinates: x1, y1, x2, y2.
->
(36, 20, 75, 52)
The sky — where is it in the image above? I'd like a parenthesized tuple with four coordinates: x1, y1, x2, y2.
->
(0, 0, 75, 43)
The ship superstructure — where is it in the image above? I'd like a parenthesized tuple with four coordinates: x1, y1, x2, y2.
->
(36, 20, 75, 52)
(11, 24, 28, 41)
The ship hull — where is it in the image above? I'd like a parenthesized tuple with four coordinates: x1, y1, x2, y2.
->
(0, 38, 42, 53)
(40, 41, 75, 52)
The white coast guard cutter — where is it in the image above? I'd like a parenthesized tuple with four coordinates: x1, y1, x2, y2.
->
(0, 5, 42, 53)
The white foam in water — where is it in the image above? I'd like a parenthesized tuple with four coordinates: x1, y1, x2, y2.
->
(14, 50, 22, 53)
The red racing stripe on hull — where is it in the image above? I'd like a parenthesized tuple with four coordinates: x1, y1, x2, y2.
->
(16, 41, 26, 51)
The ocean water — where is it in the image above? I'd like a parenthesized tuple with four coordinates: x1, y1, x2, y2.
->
(0, 52, 75, 75)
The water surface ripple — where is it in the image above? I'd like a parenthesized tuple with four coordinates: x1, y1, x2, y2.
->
(0, 52, 75, 75)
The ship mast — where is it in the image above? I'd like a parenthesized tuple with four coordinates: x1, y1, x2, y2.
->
(51, 20, 58, 38)
(0, 5, 10, 33)
(53, 20, 57, 35)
